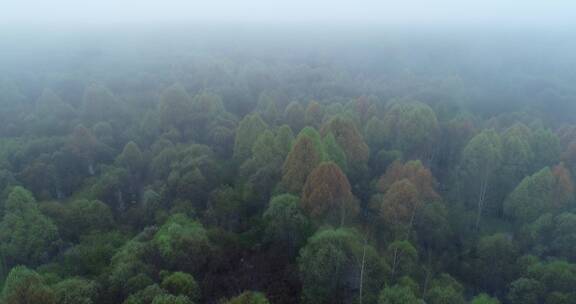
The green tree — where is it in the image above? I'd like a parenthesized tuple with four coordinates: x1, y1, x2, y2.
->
(53, 278, 99, 304)
(56, 199, 114, 241)
(257, 91, 279, 125)
(320, 116, 369, 176)
(365, 117, 387, 152)
(117, 141, 145, 177)
(504, 167, 557, 223)
(387, 240, 418, 279)
(159, 84, 193, 134)
(507, 278, 544, 304)
(204, 185, 245, 231)
(322, 133, 348, 172)
(378, 284, 421, 304)
(81, 83, 125, 126)
(284, 101, 305, 132)
(459, 129, 502, 230)
(298, 228, 388, 304)
(470, 293, 500, 304)
(240, 130, 284, 200)
(67, 124, 109, 176)
(476, 233, 519, 294)
(151, 294, 193, 304)
(274, 125, 294, 160)
(436, 112, 476, 177)
(108, 230, 155, 299)
(153, 214, 212, 273)
(223, 291, 270, 304)
(0, 187, 59, 267)
(123, 284, 167, 304)
(415, 201, 452, 253)
(382, 101, 439, 159)
(33, 88, 76, 135)
(530, 127, 561, 172)
(263, 194, 310, 256)
(233, 113, 268, 161)
(0, 266, 56, 304)
(497, 123, 534, 204)
(61, 231, 127, 277)
(527, 260, 576, 296)
(425, 274, 465, 304)
(191, 92, 226, 138)
(250, 130, 282, 167)
(160, 272, 200, 302)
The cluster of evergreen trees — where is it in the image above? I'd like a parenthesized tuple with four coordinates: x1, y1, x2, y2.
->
(1, 32, 576, 304)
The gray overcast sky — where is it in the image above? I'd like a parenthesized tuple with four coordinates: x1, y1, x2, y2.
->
(2, 0, 576, 28)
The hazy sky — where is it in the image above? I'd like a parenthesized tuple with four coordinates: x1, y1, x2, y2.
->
(3, 0, 576, 29)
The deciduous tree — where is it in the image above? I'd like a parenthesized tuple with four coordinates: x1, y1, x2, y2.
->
(263, 194, 310, 256)
(459, 129, 502, 230)
(298, 228, 388, 304)
(301, 162, 359, 225)
(504, 165, 573, 223)
(281, 136, 321, 193)
(233, 114, 268, 161)
(159, 84, 193, 134)
(320, 117, 369, 174)
(0, 187, 59, 267)
(382, 101, 439, 160)
(0, 266, 56, 304)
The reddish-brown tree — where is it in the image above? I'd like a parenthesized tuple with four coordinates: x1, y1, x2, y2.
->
(561, 141, 576, 174)
(305, 100, 324, 128)
(301, 162, 359, 225)
(355, 96, 372, 123)
(281, 136, 322, 193)
(380, 179, 421, 228)
(552, 162, 575, 209)
(377, 160, 439, 202)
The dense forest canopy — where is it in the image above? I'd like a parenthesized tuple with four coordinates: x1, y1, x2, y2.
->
(1, 27, 576, 303)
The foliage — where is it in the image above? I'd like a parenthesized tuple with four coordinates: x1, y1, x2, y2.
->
(0, 187, 59, 267)
(0, 266, 56, 304)
(382, 101, 439, 159)
(3, 32, 576, 304)
(378, 284, 421, 304)
(298, 228, 388, 304)
(281, 136, 322, 193)
(153, 214, 212, 272)
(53, 277, 99, 304)
(234, 114, 268, 161)
(223, 291, 270, 304)
(504, 166, 573, 223)
(160, 272, 200, 302)
(301, 162, 359, 225)
(263, 194, 310, 255)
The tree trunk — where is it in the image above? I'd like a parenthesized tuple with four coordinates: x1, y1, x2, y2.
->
(340, 203, 346, 228)
(475, 175, 489, 231)
(358, 238, 367, 304)
(391, 247, 400, 279)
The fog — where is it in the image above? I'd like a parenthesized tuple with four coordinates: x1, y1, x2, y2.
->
(3, 0, 576, 29)
(3, 2, 576, 303)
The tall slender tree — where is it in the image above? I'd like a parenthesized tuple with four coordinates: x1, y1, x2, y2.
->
(459, 129, 502, 230)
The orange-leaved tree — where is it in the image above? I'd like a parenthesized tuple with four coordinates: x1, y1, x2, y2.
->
(301, 162, 359, 226)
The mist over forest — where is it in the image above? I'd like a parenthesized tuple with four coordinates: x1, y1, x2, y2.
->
(2, 22, 576, 304)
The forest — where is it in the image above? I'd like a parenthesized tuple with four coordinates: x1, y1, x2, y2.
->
(1, 28, 576, 304)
